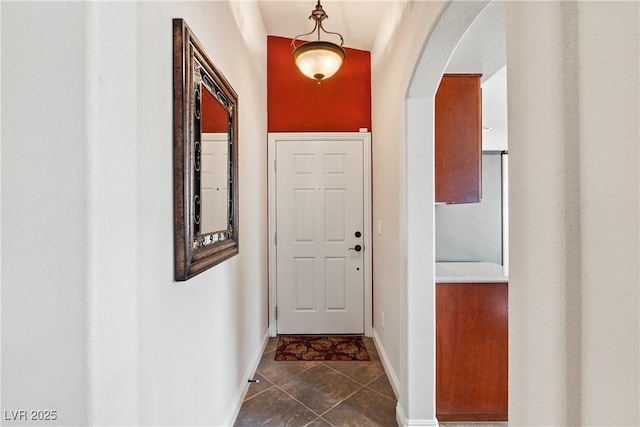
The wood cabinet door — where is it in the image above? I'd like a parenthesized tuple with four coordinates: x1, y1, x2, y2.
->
(436, 282, 508, 421)
(435, 74, 482, 203)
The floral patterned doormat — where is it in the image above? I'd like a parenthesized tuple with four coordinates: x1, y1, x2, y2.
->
(274, 336, 371, 361)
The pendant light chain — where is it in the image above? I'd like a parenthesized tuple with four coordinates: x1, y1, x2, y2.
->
(291, 0, 346, 83)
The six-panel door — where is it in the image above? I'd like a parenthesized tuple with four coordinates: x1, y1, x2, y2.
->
(276, 139, 364, 334)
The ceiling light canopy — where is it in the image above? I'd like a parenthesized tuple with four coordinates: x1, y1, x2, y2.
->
(292, 1, 345, 83)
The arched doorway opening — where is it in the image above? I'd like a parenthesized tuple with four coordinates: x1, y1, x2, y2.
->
(399, 2, 492, 424)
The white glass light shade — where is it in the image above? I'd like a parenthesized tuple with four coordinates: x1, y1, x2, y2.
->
(293, 41, 345, 82)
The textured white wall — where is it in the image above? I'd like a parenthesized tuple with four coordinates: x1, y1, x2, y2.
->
(507, 1, 639, 425)
(369, 0, 447, 414)
(506, 3, 582, 423)
(577, 3, 639, 424)
(481, 67, 508, 152)
(1, 3, 91, 425)
(85, 2, 139, 425)
(402, 2, 490, 424)
(372, 1, 494, 423)
(0, 2, 3, 417)
(2, 1, 268, 426)
(435, 154, 504, 264)
(4, 1, 636, 426)
(394, 2, 639, 425)
(136, 2, 268, 425)
(444, 0, 505, 84)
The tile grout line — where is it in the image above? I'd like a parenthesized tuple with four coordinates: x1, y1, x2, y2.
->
(256, 360, 320, 386)
(318, 360, 384, 388)
(251, 352, 319, 402)
(363, 383, 397, 404)
(360, 372, 398, 402)
(241, 382, 275, 403)
(313, 358, 399, 406)
(271, 362, 364, 414)
(269, 363, 371, 422)
(313, 374, 396, 419)
(241, 341, 393, 426)
(240, 348, 278, 403)
(265, 338, 388, 407)
(318, 362, 369, 386)
(315, 383, 368, 419)
(271, 382, 326, 420)
(304, 416, 336, 427)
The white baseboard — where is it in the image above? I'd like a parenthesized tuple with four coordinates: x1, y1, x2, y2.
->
(372, 328, 400, 400)
(225, 328, 270, 426)
(396, 403, 440, 426)
(372, 329, 439, 427)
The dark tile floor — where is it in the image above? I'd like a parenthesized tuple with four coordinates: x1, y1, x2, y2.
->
(235, 337, 397, 427)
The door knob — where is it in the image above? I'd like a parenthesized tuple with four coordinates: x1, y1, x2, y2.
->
(349, 244, 362, 252)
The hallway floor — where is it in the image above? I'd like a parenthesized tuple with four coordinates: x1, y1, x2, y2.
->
(235, 336, 397, 426)
(235, 337, 509, 427)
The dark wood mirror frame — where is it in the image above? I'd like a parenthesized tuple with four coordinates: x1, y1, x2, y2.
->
(173, 18, 239, 281)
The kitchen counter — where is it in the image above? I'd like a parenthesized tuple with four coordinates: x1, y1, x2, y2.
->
(436, 261, 508, 283)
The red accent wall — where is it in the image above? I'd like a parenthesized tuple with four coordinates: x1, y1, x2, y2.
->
(267, 36, 371, 132)
(201, 86, 228, 133)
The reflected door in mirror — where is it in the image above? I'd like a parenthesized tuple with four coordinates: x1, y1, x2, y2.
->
(201, 133, 229, 233)
(199, 84, 230, 234)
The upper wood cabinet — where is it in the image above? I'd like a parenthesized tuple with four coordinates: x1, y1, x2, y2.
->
(435, 74, 482, 203)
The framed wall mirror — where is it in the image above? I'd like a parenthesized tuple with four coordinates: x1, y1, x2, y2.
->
(173, 18, 239, 281)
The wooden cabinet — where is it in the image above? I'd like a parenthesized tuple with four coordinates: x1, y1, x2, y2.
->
(436, 282, 508, 421)
(435, 74, 482, 203)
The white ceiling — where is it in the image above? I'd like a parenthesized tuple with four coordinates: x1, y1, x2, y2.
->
(257, 0, 402, 51)
(257, 0, 508, 150)
(445, 0, 505, 82)
(257, 1, 506, 75)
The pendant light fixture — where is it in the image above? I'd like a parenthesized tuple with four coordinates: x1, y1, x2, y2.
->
(291, 0, 345, 83)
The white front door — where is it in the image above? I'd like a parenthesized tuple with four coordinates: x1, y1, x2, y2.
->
(275, 137, 366, 334)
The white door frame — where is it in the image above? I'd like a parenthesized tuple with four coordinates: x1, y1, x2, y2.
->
(268, 132, 372, 337)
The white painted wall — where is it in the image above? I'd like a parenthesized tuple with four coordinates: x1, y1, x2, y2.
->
(0, 2, 3, 417)
(2, 3, 92, 425)
(86, 2, 139, 425)
(577, 4, 639, 423)
(482, 67, 508, 151)
(507, 1, 639, 425)
(435, 153, 503, 264)
(440, 1, 508, 153)
(370, 0, 502, 423)
(2, 1, 268, 426)
(373, 1, 495, 423)
(444, 0, 505, 84)
(376, 1, 638, 425)
(506, 4, 582, 423)
(136, 2, 268, 425)
(403, 3, 491, 423)
(4, 1, 637, 426)
(369, 1, 448, 412)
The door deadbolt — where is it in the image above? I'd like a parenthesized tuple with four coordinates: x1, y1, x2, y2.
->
(355, 231, 362, 238)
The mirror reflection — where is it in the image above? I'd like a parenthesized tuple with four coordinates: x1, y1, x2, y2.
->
(199, 85, 230, 234)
